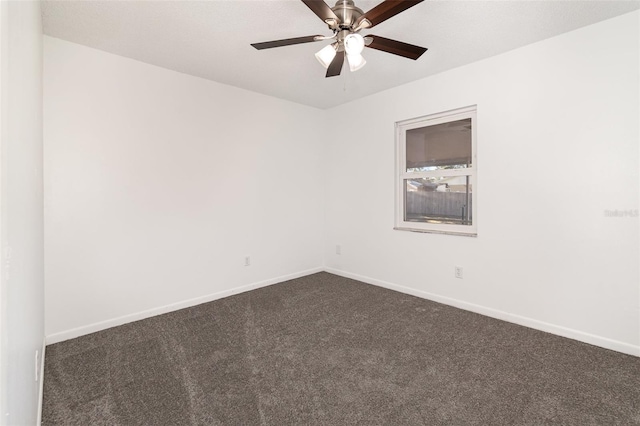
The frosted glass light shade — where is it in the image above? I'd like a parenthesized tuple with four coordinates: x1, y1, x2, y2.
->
(315, 44, 337, 68)
(347, 53, 366, 72)
(344, 34, 365, 55)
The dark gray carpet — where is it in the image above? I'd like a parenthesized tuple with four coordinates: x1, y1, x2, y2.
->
(43, 272, 640, 425)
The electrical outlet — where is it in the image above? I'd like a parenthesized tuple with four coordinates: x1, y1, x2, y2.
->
(455, 266, 463, 279)
(244, 256, 251, 266)
(336, 245, 341, 255)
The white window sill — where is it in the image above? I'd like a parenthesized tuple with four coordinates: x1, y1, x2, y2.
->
(393, 227, 477, 237)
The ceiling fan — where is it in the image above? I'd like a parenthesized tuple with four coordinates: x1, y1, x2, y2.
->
(251, 0, 427, 78)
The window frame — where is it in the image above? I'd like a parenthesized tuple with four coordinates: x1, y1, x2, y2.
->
(394, 105, 478, 236)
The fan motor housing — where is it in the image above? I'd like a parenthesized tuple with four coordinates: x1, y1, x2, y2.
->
(331, 0, 364, 29)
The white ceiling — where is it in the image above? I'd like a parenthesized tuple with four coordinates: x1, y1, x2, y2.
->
(42, 0, 640, 109)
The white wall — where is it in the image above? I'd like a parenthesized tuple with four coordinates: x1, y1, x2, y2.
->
(324, 11, 640, 355)
(44, 12, 639, 357)
(0, 1, 45, 424)
(44, 37, 324, 340)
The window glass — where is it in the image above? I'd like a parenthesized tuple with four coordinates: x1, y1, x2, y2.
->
(404, 178, 472, 225)
(406, 118, 472, 172)
(395, 107, 476, 235)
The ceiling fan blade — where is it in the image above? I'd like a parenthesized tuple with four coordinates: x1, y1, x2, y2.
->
(251, 35, 324, 50)
(301, 0, 339, 25)
(326, 51, 345, 77)
(356, 0, 424, 28)
(366, 35, 427, 60)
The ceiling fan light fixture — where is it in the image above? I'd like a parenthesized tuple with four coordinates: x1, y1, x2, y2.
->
(315, 43, 337, 68)
(251, 0, 428, 78)
(347, 53, 366, 72)
(344, 33, 365, 55)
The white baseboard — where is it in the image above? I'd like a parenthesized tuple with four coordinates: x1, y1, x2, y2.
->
(37, 337, 46, 426)
(45, 266, 639, 357)
(325, 267, 640, 357)
(46, 267, 323, 345)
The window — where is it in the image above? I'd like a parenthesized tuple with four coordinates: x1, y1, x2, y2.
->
(395, 106, 477, 236)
